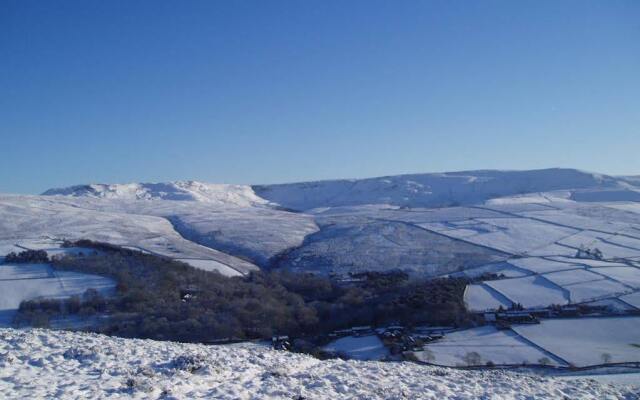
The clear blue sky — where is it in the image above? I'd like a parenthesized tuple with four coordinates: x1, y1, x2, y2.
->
(1, 0, 639, 194)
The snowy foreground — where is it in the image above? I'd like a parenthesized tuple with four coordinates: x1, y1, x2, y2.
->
(0, 329, 637, 400)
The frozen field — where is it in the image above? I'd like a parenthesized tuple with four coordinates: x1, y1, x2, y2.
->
(513, 317, 640, 367)
(422, 218, 578, 255)
(542, 269, 603, 286)
(485, 276, 569, 308)
(0, 263, 115, 325)
(466, 254, 640, 310)
(0, 328, 634, 400)
(564, 279, 633, 303)
(506, 257, 584, 274)
(463, 284, 513, 312)
(417, 326, 566, 367)
(322, 335, 389, 361)
(619, 292, 640, 309)
(592, 266, 640, 289)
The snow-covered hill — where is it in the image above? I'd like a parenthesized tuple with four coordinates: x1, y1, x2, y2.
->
(3, 168, 640, 383)
(0, 328, 635, 399)
(43, 169, 638, 211)
(254, 168, 635, 210)
(11, 168, 640, 277)
(43, 181, 269, 207)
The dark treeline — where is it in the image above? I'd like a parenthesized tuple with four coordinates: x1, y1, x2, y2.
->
(4, 249, 49, 264)
(16, 240, 471, 343)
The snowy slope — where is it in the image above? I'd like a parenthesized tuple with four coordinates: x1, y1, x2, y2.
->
(0, 328, 635, 399)
(0, 195, 260, 275)
(43, 181, 269, 207)
(254, 168, 632, 210)
(20, 168, 640, 278)
(41, 169, 640, 212)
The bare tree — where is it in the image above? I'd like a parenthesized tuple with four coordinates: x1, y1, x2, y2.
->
(462, 351, 481, 366)
(538, 357, 551, 366)
(601, 353, 612, 364)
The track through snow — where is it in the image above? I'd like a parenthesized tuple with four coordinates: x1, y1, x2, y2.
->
(0, 328, 637, 400)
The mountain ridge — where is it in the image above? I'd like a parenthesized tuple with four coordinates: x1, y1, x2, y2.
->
(41, 168, 639, 210)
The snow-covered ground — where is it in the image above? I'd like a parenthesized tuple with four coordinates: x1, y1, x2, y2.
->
(513, 317, 640, 367)
(485, 276, 569, 308)
(3, 168, 640, 384)
(416, 325, 566, 367)
(43, 181, 270, 206)
(419, 317, 640, 369)
(322, 335, 389, 361)
(464, 284, 513, 311)
(0, 198, 260, 275)
(0, 328, 636, 400)
(0, 263, 115, 326)
(253, 168, 628, 211)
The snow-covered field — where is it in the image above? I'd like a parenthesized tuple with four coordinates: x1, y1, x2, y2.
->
(3, 168, 640, 386)
(416, 325, 566, 367)
(322, 335, 389, 361)
(464, 284, 513, 311)
(0, 328, 636, 400)
(513, 317, 640, 367)
(485, 276, 569, 308)
(0, 263, 115, 325)
(419, 317, 640, 369)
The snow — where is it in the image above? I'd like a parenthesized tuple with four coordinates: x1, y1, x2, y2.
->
(424, 217, 578, 255)
(175, 259, 242, 277)
(564, 279, 633, 303)
(321, 335, 389, 361)
(557, 371, 640, 386)
(571, 189, 640, 203)
(485, 276, 569, 308)
(277, 220, 504, 277)
(0, 263, 115, 325)
(418, 326, 566, 367)
(167, 205, 318, 265)
(591, 266, 640, 289)
(547, 256, 629, 268)
(464, 284, 513, 312)
(520, 209, 640, 236)
(0, 195, 260, 275)
(43, 181, 270, 207)
(1, 169, 640, 396)
(0, 328, 635, 400)
(507, 257, 584, 274)
(619, 292, 640, 309)
(513, 317, 640, 367)
(583, 298, 638, 312)
(542, 269, 604, 286)
(557, 231, 640, 259)
(254, 168, 626, 210)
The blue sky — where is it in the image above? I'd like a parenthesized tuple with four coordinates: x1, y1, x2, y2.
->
(1, 1, 639, 194)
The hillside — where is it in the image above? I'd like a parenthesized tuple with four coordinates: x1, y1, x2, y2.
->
(2, 168, 640, 376)
(43, 168, 637, 210)
(254, 168, 633, 210)
(43, 181, 270, 207)
(0, 328, 635, 399)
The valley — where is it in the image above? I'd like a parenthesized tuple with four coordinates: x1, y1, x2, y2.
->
(1, 168, 640, 388)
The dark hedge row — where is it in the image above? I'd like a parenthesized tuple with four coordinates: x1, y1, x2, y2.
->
(4, 249, 49, 264)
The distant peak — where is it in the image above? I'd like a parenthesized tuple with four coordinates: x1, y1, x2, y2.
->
(42, 181, 269, 207)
